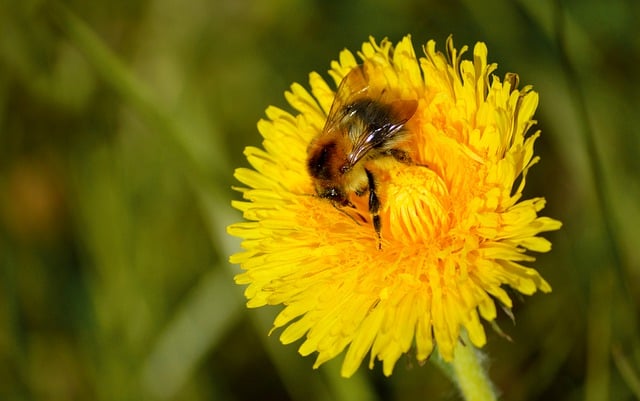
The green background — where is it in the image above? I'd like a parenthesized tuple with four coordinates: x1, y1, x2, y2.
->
(1, 0, 639, 400)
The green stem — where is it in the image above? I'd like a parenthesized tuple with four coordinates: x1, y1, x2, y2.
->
(449, 340, 498, 401)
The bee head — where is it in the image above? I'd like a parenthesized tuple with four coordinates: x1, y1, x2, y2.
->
(317, 184, 349, 206)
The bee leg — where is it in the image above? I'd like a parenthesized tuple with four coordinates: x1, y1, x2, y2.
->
(365, 168, 382, 250)
(332, 202, 366, 225)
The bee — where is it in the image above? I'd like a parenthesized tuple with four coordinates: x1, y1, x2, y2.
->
(306, 64, 418, 247)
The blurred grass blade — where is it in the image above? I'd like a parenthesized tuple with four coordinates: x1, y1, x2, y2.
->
(320, 361, 380, 401)
(51, 2, 228, 183)
(612, 345, 640, 400)
(585, 271, 612, 401)
(248, 308, 347, 401)
(141, 268, 242, 399)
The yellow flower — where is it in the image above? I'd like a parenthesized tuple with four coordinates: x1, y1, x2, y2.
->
(228, 35, 562, 377)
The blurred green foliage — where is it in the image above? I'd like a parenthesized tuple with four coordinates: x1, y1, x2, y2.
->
(1, 0, 639, 400)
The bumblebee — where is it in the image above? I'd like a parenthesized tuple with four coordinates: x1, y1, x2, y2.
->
(306, 64, 418, 246)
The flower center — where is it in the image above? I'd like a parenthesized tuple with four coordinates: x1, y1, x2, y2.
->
(382, 164, 451, 244)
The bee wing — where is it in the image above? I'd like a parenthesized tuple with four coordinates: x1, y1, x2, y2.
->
(322, 65, 370, 134)
(346, 98, 418, 168)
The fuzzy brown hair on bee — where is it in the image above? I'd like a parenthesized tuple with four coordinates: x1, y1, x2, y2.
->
(306, 64, 418, 248)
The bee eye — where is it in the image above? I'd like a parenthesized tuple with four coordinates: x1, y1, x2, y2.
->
(320, 187, 347, 204)
(326, 188, 340, 199)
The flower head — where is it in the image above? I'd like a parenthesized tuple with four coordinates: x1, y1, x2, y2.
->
(228, 36, 561, 377)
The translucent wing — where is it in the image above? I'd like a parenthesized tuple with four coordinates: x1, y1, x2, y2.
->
(345, 98, 418, 168)
(321, 65, 370, 135)
(320, 64, 418, 170)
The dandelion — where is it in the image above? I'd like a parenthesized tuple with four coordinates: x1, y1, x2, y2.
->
(228, 35, 561, 378)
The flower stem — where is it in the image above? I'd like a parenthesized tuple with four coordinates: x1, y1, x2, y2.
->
(449, 340, 498, 401)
